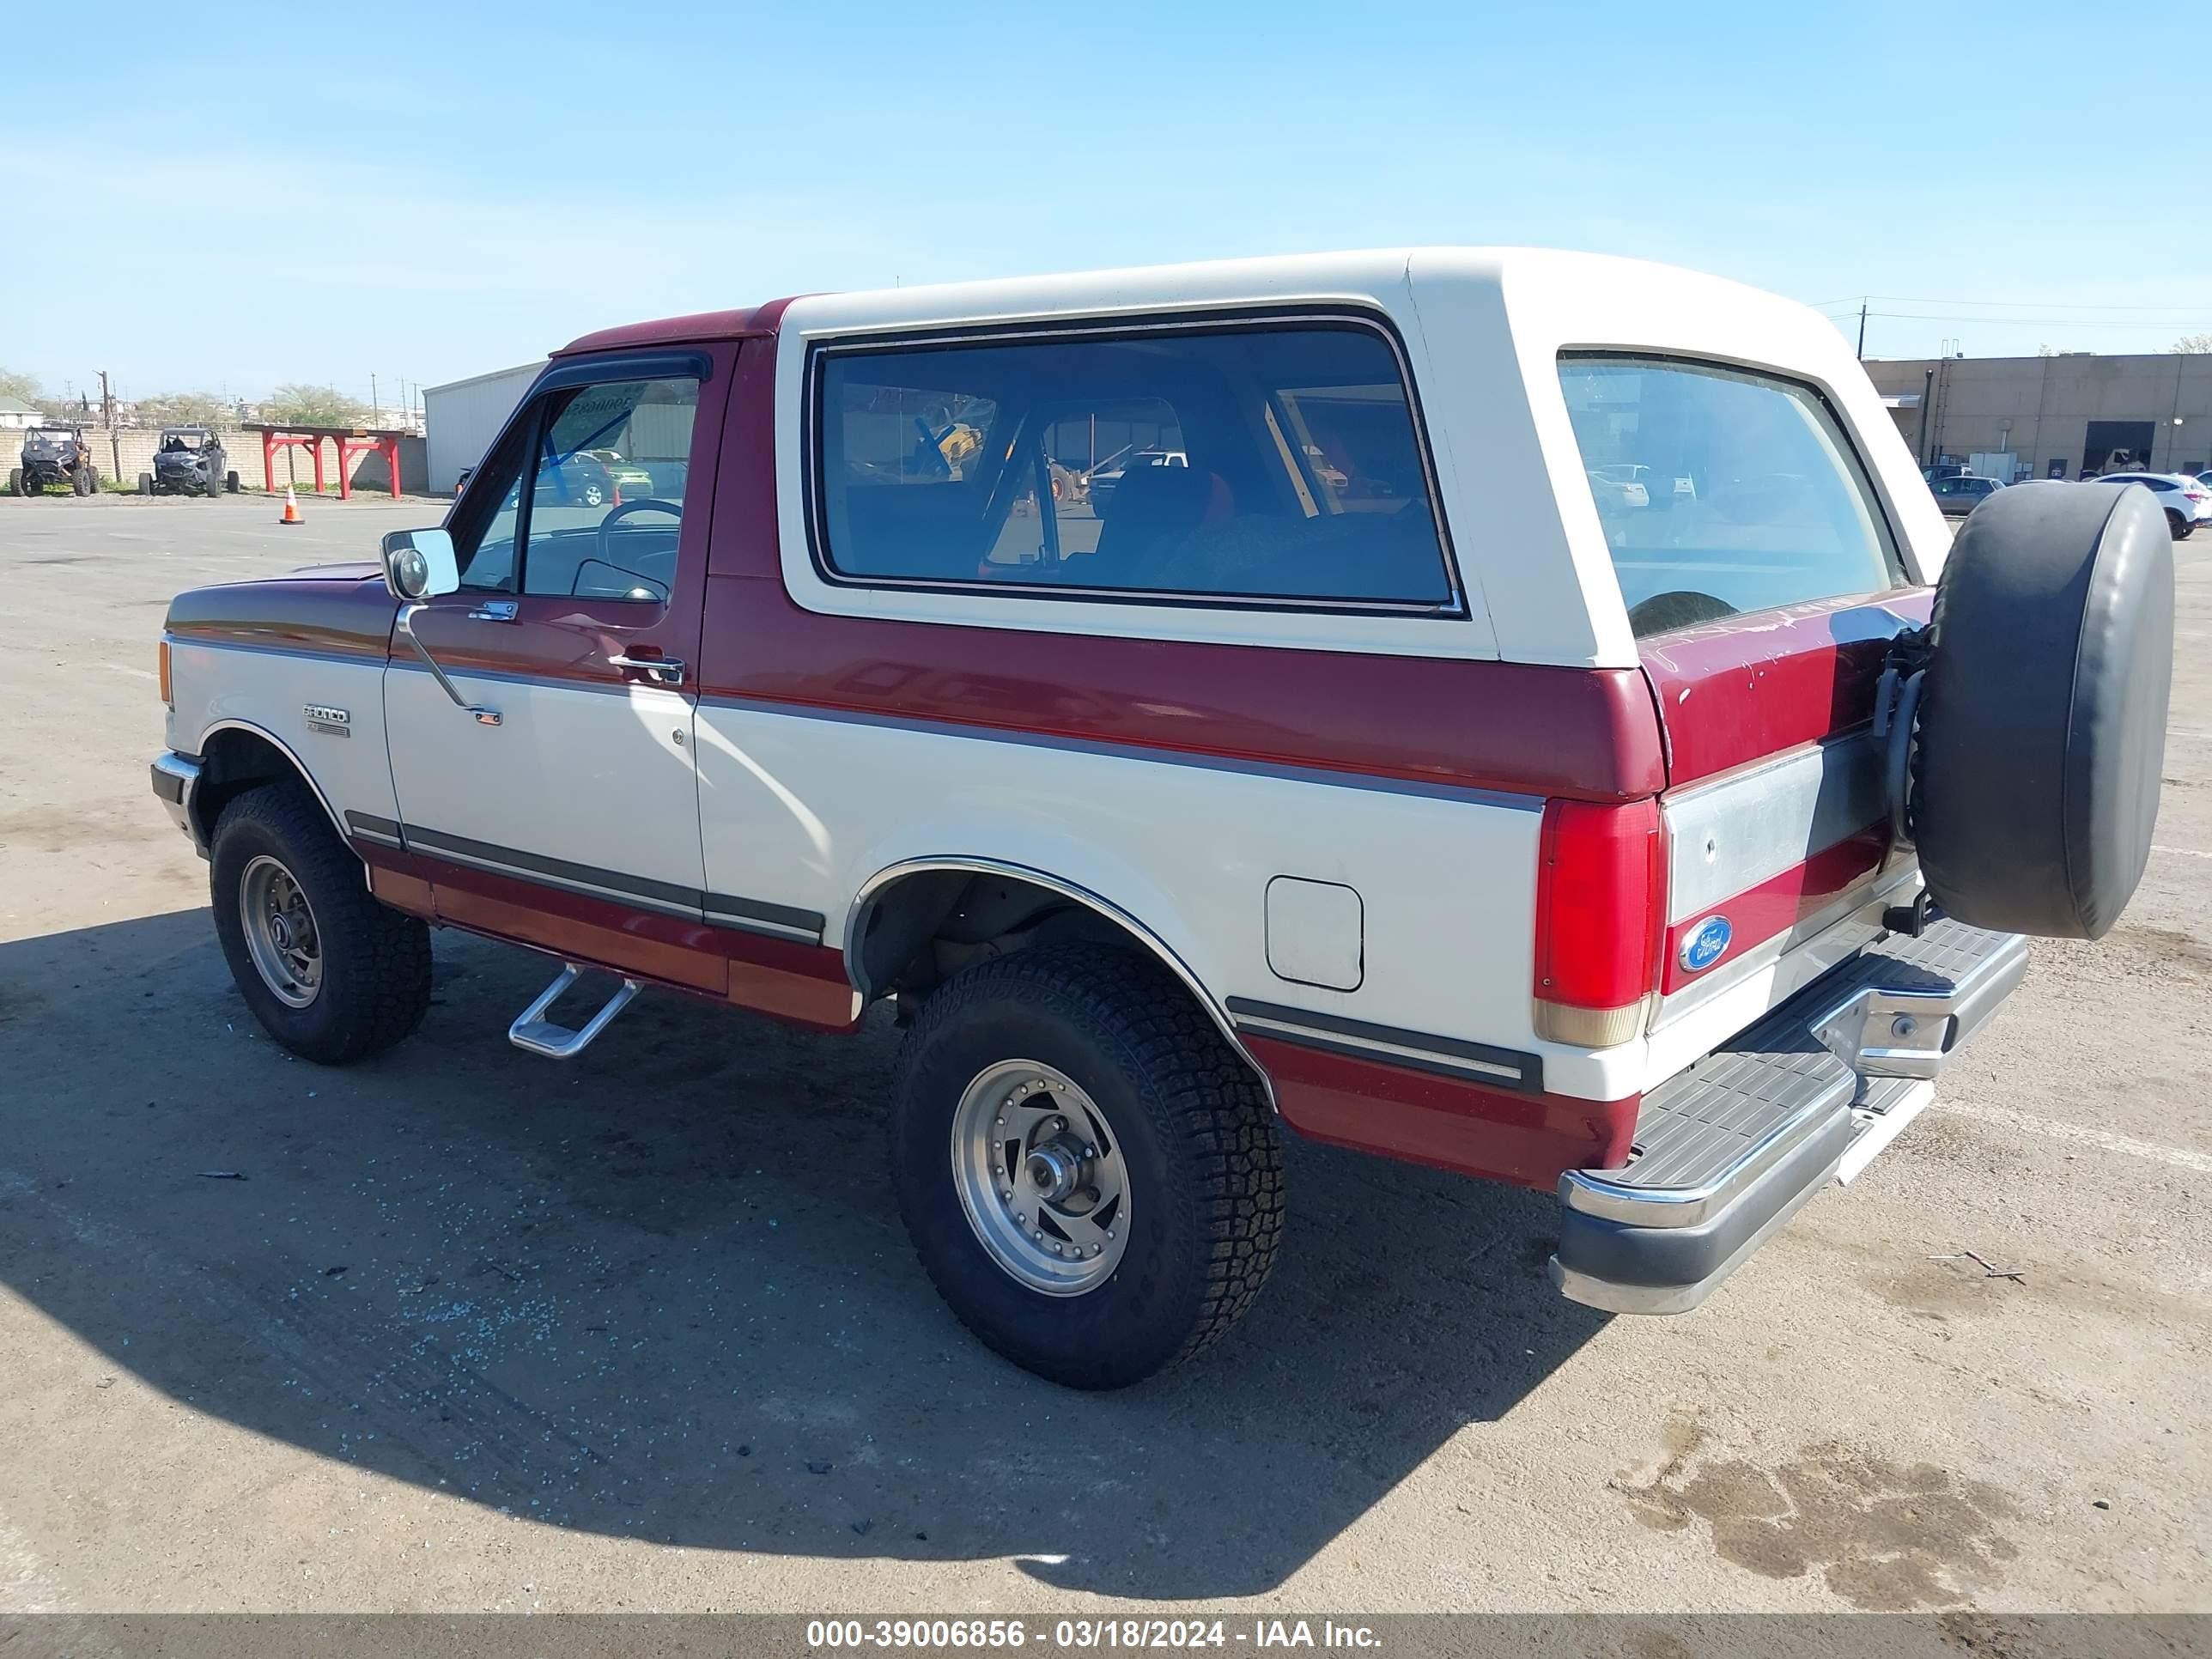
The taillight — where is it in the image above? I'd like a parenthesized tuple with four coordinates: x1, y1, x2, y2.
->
(1533, 796, 1667, 1047)
(157, 637, 172, 707)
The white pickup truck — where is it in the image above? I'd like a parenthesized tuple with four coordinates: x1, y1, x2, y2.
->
(151, 249, 2174, 1389)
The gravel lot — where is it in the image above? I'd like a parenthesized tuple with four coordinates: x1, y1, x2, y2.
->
(0, 495, 2206, 1617)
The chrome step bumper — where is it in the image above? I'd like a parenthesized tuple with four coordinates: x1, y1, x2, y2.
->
(1550, 916, 2028, 1315)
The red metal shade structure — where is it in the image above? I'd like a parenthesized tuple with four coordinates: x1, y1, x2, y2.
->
(247, 424, 407, 501)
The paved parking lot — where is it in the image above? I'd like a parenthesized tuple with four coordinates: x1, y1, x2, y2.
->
(0, 495, 2207, 1616)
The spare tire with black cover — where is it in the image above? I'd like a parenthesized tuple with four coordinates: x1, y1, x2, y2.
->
(1910, 481, 2172, 939)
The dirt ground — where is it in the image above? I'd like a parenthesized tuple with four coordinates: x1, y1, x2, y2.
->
(0, 494, 2205, 1616)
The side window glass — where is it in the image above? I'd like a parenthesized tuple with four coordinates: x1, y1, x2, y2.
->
(816, 326, 1454, 607)
(520, 377, 699, 602)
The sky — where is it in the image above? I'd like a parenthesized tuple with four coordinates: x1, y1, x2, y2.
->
(7, 0, 2208, 409)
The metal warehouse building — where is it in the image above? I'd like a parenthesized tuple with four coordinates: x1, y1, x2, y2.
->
(1864, 351, 2212, 482)
(422, 361, 545, 492)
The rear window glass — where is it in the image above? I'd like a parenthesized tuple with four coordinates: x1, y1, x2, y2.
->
(1556, 356, 1905, 637)
(813, 322, 1455, 609)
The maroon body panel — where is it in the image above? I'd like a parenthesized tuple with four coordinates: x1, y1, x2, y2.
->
(555, 298, 794, 358)
(1637, 590, 1934, 787)
(166, 574, 398, 660)
(358, 842, 859, 1031)
(1249, 1036, 1639, 1187)
(699, 580, 1667, 799)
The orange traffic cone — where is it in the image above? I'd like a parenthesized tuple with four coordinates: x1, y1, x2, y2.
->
(280, 485, 303, 526)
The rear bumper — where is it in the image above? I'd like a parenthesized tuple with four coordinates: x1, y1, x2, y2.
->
(150, 750, 205, 854)
(1550, 916, 2027, 1315)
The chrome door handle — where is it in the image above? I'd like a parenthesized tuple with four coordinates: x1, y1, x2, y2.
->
(609, 654, 685, 686)
(468, 599, 520, 623)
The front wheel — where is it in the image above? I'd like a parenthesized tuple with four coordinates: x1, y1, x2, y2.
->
(7, 469, 21, 496)
(210, 781, 432, 1063)
(891, 945, 1283, 1389)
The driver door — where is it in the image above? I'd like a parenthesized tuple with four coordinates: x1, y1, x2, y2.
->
(384, 351, 727, 990)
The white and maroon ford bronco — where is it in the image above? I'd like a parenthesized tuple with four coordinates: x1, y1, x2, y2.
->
(152, 250, 2174, 1388)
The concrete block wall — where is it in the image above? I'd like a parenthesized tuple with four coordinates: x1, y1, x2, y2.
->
(2, 426, 428, 493)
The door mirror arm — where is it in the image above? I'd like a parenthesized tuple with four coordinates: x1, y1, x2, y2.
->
(396, 602, 502, 726)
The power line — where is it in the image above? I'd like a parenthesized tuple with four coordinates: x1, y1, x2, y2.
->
(1853, 311, 2204, 330)
(1814, 292, 2208, 314)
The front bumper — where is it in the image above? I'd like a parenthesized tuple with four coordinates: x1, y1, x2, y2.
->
(150, 750, 205, 855)
(1550, 915, 2028, 1315)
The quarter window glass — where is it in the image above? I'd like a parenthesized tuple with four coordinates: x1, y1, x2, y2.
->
(520, 377, 698, 602)
(459, 474, 523, 592)
(1557, 356, 1905, 638)
(817, 325, 1453, 606)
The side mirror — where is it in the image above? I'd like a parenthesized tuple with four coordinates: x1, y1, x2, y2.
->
(380, 528, 459, 601)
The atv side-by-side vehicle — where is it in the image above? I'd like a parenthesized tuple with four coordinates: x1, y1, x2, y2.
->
(140, 427, 239, 497)
(9, 426, 100, 496)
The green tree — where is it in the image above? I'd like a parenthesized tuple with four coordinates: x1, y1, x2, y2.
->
(264, 383, 371, 428)
(137, 391, 231, 427)
(0, 366, 40, 404)
(2173, 334, 2212, 354)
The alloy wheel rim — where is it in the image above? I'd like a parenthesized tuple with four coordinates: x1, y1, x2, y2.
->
(239, 854, 323, 1008)
(949, 1060, 1129, 1297)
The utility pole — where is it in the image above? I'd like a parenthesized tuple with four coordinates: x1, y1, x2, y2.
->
(1856, 302, 1868, 359)
(99, 370, 119, 484)
(371, 374, 379, 425)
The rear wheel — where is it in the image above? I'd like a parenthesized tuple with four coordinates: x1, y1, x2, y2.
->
(210, 781, 432, 1064)
(226, 470, 240, 493)
(890, 945, 1283, 1389)
(2167, 508, 2187, 540)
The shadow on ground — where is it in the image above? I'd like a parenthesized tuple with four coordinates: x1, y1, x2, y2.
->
(0, 910, 1605, 1599)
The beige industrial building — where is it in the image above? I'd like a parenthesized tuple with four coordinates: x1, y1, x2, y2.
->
(1863, 351, 2212, 482)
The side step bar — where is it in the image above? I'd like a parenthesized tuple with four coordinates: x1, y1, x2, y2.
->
(1550, 916, 2029, 1315)
(509, 963, 641, 1060)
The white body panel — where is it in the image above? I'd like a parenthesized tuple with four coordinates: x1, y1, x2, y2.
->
(382, 663, 703, 905)
(690, 702, 1639, 1098)
(166, 641, 399, 833)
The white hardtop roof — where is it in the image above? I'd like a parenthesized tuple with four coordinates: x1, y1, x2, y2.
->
(779, 246, 1837, 359)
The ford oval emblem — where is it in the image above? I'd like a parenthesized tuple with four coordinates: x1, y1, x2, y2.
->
(1680, 915, 1732, 974)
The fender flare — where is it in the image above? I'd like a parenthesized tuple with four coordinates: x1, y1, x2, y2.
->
(844, 854, 1276, 1109)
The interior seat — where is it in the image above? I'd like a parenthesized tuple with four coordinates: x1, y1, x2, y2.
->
(1090, 464, 1218, 587)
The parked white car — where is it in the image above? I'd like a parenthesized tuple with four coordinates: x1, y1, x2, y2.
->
(2099, 471, 2210, 539)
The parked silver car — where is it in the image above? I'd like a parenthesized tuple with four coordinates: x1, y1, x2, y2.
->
(1929, 472, 2004, 518)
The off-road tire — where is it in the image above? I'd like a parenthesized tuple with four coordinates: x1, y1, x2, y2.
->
(890, 944, 1283, 1389)
(72, 469, 92, 496)
(7, 469, 21, 496)
(226, 470, 240, 493)
(210, 781, 432, 1064)
(138, 472, 154, 495)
